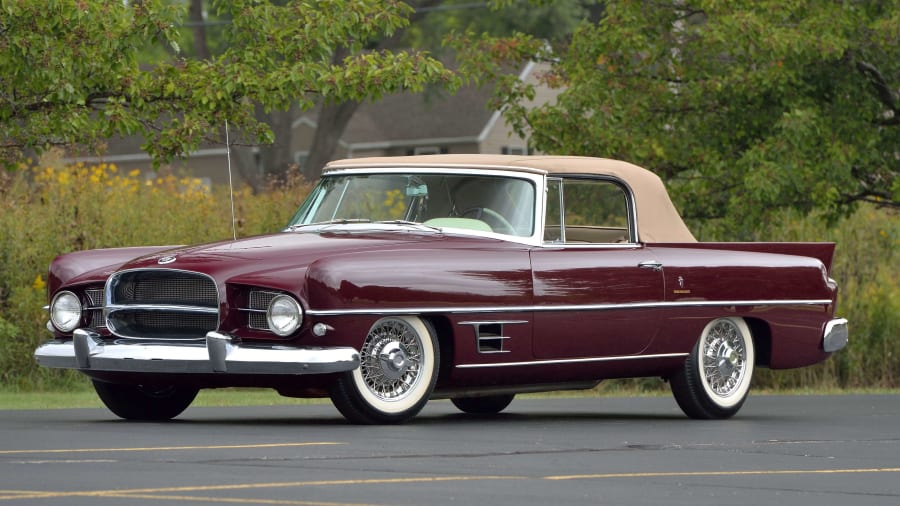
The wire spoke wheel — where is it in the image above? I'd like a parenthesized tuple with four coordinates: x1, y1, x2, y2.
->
(670, 317, 755, 419)
(330, 316, 438, 424)
(700, 319, 749, 397)
(359, 319, 425, 402)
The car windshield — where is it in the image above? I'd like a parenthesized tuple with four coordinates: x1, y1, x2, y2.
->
(286, 172, 536, 237)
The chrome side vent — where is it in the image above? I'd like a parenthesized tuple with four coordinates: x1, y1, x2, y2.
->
(475, 323, 506, 352)
(459, 320, 527, 354)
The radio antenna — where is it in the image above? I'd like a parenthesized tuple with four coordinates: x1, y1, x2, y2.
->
(225, 120, 237, 241)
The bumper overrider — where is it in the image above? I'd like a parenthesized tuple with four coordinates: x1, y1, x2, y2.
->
(823, 318, 849, 353)
(34, 329, 360, 375)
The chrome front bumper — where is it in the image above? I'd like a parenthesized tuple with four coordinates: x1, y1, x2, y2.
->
(34, 329, 360, 375)
(823, 318, 849, 353)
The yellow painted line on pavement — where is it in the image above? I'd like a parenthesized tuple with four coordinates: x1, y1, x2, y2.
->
(2, 468, 900, 502)
(0, 476, 523, 502)
(544, 467, 900, 480)
(0, 442, 344, 455)
(96, 493, 377, 506)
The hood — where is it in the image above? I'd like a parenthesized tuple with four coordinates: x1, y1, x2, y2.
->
(116, 228, 448, 291)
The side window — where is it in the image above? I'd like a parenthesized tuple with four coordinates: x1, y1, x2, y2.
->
(544, 179, 563, 241)
(544, 178, 631, 244)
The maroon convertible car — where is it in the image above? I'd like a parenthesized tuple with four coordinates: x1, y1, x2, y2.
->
(35, 155, 848, 424)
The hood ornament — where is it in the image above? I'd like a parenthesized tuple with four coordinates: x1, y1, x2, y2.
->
(158, 255, 177, 265)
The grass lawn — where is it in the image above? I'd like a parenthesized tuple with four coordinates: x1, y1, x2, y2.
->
(0, 388, 327, 410)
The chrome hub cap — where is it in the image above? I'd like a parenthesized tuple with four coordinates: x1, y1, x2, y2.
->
(378, 341, 409, 380)
(359, 320, 423, 401)
(702, 320, 747, 397)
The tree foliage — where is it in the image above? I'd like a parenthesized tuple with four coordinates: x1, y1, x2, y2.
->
(453, 0, 900, 235)
(300, 0, 598, 181)
(0, 0, 458, 169)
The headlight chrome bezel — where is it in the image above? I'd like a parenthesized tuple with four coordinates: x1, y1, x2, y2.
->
(50, 291, 83, 333)
(266, 294, 303, 337)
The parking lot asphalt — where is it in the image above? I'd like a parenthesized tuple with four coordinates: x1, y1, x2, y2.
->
(2, 394, 899, 505)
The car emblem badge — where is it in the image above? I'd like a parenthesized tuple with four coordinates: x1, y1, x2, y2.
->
(673, 275, 691, 295)
(158, 256, 176, 265)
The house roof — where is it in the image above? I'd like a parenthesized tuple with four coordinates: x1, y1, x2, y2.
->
(301, 62, 537, 150)
(340, 85, 497, 146)
(325, 154, 697, 243)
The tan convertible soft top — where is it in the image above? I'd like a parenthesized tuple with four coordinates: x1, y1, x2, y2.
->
(326, 154, 696, 243)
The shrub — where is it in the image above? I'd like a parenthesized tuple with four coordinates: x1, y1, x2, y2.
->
(0, 160, 896, 391)
(0, 160, 310, 388)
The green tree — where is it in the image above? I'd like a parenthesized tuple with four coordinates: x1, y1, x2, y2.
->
(453, 0, 900, 236)
(301, 0, 599, 181)
(0, 0, 458, 171)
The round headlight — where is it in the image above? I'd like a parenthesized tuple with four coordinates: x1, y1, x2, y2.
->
(50, 291, 82, 333)
(266, 294, 303, 337)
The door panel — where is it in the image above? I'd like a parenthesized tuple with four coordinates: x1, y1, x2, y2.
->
(531, 246, 664, 359)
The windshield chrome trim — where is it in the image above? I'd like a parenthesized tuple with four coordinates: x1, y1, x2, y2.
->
(323, 163, 548, 176)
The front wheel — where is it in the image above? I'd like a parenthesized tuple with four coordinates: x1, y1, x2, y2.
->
(451, 394, 515, 415)
(330, 316, 439, 424)
(670, 317, 755, 419)
(92, 380, 198, 421)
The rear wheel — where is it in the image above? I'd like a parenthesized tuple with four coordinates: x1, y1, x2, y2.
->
(92, 380, 198, 421)
(670, 317, 755, 419)
(451, 394, 515, 415)
(330, 316, 439, 424)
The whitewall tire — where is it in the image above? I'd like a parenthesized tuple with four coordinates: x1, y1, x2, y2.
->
(330, 316, 439, 424)
(670, 317, 755, 419)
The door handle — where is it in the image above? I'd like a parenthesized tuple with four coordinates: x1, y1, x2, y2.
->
(638, 260, 663, 272)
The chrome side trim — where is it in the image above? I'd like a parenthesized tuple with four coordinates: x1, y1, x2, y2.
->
(457, 320, 529, 325)
(823, 317, 849, 353)
(456, 352, 689, 369)
(306, 299, 834, 317)
(34, 329, 359, 375)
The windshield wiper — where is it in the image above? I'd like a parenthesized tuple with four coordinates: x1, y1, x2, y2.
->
(287, 219, 371, 231)
(377, 220, 441, 231)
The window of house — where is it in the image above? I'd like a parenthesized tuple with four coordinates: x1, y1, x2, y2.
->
(502, 146, 528, 155)
(294, 151, 309, 169)
(544, 178, 632, 244)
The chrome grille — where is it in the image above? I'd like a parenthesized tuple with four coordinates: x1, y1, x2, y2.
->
(107, 270, 219, 339)
(113, 273, 217, 306)
(84, 287, 105, 329)
(116, 310, 219, 337)
(248, 290, 277, 330)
